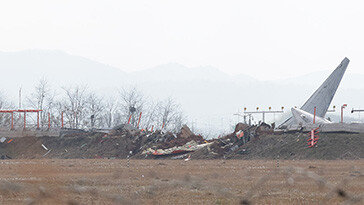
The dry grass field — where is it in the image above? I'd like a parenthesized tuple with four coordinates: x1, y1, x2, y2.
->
(0, 159, 362, 204)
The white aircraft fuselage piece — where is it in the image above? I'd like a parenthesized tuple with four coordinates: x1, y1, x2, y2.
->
(291, 107, 332, 125)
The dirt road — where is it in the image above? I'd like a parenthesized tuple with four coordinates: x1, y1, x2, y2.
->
(0, 159, 362, 204)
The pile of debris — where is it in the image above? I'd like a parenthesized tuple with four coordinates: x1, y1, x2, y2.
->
(129, 122, 271, 159)
(132, 125, 208, 158)
(189, 122, 272, 159)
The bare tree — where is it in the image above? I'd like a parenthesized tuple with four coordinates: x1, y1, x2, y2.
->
(45, 91, 59, 127)
(61, 86, 88, 129)
(4, 80, 187, 132)
(158, 97, 184, 131)
(118, 86, 145, 127)
(0, 93, 12, 127)
(112, 112, 123, 127)
(32, 77, 50, 110)
(27, 77, 53, 127)
(103, 97, 117, 128)
(86, 92, 104, 128)
(171, 111, 185, 132)
(141, 100, 160, 130)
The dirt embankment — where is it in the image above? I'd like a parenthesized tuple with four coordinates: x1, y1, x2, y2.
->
(0, 132, 363, 160)
(0, 134, 137, 159)
(0, 127, 204, 159)
(191, 132, 364, 160)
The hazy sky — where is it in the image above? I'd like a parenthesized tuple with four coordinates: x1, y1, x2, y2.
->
(1, 0, 363, 80)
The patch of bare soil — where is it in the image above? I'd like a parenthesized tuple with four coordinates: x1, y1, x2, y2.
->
(0, 159, 362, 204)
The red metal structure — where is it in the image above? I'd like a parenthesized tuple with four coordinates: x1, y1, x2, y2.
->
(0, 109, 42, 130)
(137, 112, 142, 128)
(162, 122, 165, 130)
(61, 112, 64, 128)
(127, 114, 132, 124)
(307, 127, 319, 148)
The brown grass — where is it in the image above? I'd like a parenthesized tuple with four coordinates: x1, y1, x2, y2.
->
(0, 159, 362, 204)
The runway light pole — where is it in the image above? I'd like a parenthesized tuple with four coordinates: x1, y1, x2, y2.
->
(243, 107, 284, 123)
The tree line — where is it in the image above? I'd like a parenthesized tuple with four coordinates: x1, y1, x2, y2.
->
(0, 78, 185, 132)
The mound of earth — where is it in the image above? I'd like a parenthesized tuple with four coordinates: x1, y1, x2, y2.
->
(191, 133, 364, 160)
(0, 134, 136, 159)
(0, 123, 363, 160)
(0, 125, 204, 159)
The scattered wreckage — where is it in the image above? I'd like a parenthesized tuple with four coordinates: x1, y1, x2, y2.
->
(143, 140, 213, 156)
(60, 121, 271, 160)
(119, 122, 274, 159)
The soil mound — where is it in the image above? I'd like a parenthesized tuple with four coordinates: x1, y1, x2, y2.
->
(0, 123, 363, 160)
(191, 132, 364, 160)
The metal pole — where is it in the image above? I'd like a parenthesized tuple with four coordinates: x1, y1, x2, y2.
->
(313, 107, 316, 124)
(37, 111, 40, 129)
(24, 112, 26, 129)
(341, 104, 347, 123)
(262, 112, 265, 123)
(61, 112, 64, 128)
(128, 114, 132, 124)
(137, 112, 142, 128)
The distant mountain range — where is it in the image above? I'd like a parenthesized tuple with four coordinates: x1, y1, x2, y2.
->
(1, 50, 363, 136)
